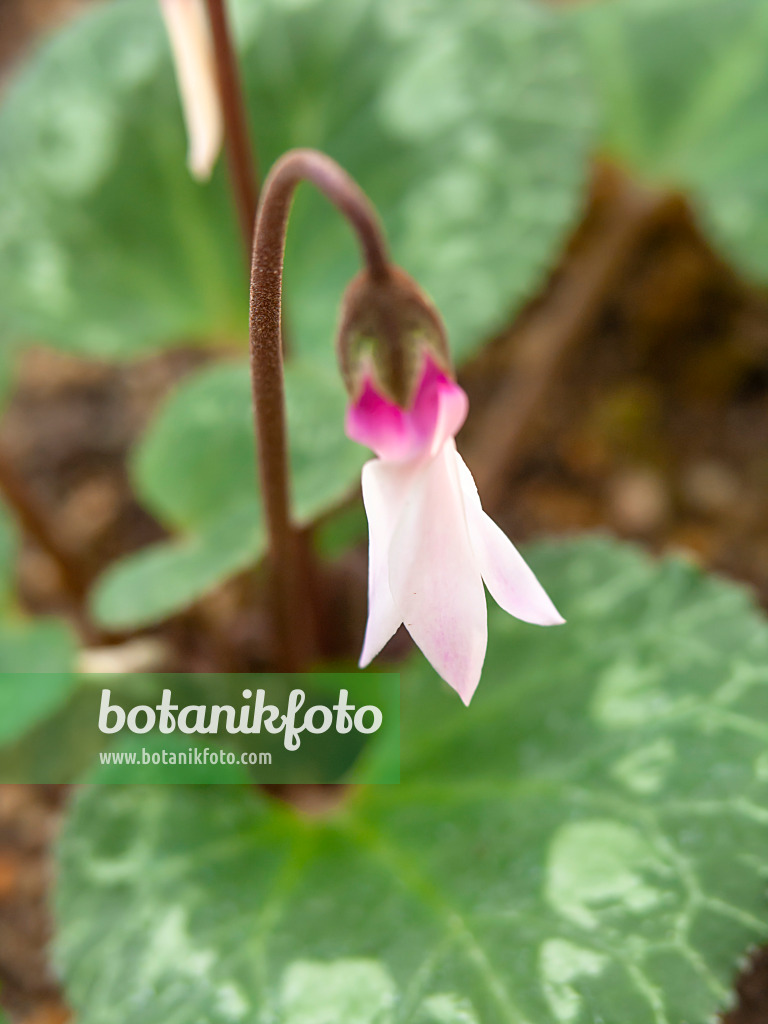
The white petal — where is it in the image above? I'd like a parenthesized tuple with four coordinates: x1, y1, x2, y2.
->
(359, 459, 417, 667)
(428, 380, 469, 457)
(160, 0, 224, 180)
(455, 453, 565, 626)
(389, 441, 487, 705)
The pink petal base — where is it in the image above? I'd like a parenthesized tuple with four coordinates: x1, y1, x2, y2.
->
(346, 357, 468, 462)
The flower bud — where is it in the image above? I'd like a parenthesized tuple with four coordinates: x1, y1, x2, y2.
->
(336, 266, 452, 409)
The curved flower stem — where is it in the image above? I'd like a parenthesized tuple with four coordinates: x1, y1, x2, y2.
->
(249, 149, 390, 670)
(203, 0, 259, 258)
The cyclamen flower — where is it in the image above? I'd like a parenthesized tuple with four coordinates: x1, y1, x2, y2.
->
(347, 355, 564, 705)
(159, 0, 223, 180)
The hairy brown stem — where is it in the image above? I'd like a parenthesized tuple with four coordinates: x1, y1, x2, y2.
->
(204, 0, 259, 258)
(249, 149, 390, 670)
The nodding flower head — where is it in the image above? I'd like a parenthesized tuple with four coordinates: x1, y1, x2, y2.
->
(338, 266, 564, 705)
(346, 354, 469, 464)
(337, 266, 452, 413)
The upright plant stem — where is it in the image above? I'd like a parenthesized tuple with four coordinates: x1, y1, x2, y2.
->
(204, 0, 259, 257)
(249, 149, 390, 670)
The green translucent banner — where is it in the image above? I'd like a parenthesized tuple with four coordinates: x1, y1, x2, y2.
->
(0, 673, 400, 784)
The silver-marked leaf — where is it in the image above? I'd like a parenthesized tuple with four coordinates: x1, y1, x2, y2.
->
(0, 1, 243, 358)
(0, 0, 594, 362)
(56, 538, 768, 1023)
(578, 0, 768, 280)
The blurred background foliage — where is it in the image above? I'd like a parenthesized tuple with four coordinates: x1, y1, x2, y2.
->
(0, 0, 767, 1021)
(0, 0, 597, 627)
(578, 0, 768, 278)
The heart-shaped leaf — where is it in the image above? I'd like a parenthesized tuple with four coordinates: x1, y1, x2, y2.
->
(0, 504, 78, 742)
(90, 504, 263, 630)
(577, 0, 768, 280)
(0, 502, 19, 603)
(0, 642, 78, 745)
(0, 0, 594, 363)
(56, 537, 768, 1022)
(90, 360, 366, 628)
